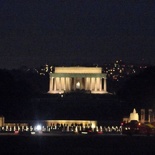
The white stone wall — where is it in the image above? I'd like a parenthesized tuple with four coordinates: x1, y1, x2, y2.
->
(55, 67, 102, 73)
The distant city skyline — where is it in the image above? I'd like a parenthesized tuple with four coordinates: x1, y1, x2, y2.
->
(0, 1, 154, 69)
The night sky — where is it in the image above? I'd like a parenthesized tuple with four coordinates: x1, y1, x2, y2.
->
(0, 1, 155, 69)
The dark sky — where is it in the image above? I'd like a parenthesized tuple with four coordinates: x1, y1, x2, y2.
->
(0, 0, 155, 69)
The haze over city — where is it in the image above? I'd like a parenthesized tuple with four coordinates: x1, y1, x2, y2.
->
(0, 1, 155, 69)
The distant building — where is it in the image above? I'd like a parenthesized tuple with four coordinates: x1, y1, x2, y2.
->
(48, 67, 107, 94)
(122, 108, 139, 123)
(0, 117, 97, 129)
(123, 108, 155, 123)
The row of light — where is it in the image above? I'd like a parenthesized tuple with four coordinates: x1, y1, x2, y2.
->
(0, 125, 122, 133)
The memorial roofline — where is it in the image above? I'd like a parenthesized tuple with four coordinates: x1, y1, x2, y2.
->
(49, 73, 107, 78)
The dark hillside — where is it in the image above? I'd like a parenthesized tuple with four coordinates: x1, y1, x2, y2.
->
(117, 66, 155, 110)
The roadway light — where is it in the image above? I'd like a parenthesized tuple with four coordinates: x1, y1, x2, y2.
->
(35, 125, 42, 131)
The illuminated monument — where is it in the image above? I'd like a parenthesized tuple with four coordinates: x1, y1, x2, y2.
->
(48, 67, 107, 94)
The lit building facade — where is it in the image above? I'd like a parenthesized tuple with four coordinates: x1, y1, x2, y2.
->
(48, 67, 107, 94)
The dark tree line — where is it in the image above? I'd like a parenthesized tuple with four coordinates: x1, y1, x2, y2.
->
(117, 66, 155, 110)
(0, 66, 155, 120)
(0, 69, 49, 98)
(0, 69, 49, 119)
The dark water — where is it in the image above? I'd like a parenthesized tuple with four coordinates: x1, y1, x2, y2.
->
(0, 135, 155, 154)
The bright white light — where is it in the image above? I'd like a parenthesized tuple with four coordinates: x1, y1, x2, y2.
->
(36, 125, 41, 131)
(76, 82, 80, 89)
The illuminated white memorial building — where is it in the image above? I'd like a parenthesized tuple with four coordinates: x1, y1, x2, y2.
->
(48, 67, 107, 94)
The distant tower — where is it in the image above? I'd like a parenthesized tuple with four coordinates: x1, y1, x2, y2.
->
(148, 109, 153, 123)
(140, 109, 145, 123)
(129, 108, 139, 122)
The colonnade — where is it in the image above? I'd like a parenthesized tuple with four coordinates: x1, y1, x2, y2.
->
(48, 75, 107, 94)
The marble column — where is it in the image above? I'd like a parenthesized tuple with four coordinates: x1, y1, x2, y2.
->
(104, 78, 107, 92)
(96, 77, 100, 91)
(65, 77, 67, 91)
(90, 78, 92, 91)
(64, 77, 66, 91)
(87, 77, 91, 90)
(49, 77, 51, 92)
(66, 77, 70, 91)
(84, 77, 88, 90)
(54, 78, 56, 91)
(94, 78, 97, 91)
(69, 78, 71, 91)
(92, 77, 95, 90)
(99, 78, 102, 91)
(59, 77, 62, 92)
(80, 78, 82, 89)
(74, 77, 76, 90)
(50, 77, 53, 92)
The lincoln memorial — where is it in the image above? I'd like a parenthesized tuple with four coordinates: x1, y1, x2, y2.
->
(48, 67, 107, 94)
